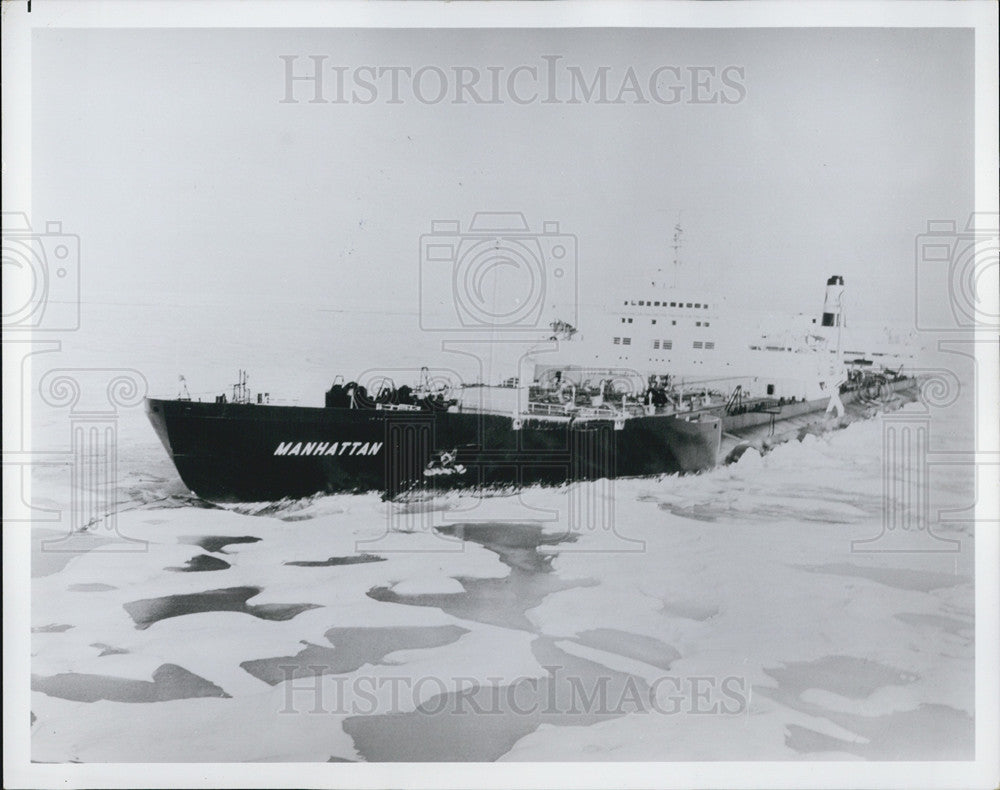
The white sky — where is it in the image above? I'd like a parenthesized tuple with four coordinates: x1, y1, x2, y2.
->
(32, 27, 973, 327)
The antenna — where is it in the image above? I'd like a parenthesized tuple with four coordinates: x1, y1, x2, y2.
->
(836, 289, 846, 358)
(671, 217, 684, 288)
(232, 369, 250, 404)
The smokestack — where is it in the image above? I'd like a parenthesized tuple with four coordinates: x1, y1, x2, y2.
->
(821, 275, 845, 328)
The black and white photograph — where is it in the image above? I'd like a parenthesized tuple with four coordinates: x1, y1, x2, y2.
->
(3, 2, 998, 788)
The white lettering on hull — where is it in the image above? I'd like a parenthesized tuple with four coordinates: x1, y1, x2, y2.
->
(274, 441, 383, 457)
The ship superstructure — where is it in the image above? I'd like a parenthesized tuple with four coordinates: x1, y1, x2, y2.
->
(535, 266, 914, 405)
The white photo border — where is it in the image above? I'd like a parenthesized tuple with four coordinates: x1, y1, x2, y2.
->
(3, 2, 997, 789)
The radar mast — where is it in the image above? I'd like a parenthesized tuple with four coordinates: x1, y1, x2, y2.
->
(671, 218, 684, 288)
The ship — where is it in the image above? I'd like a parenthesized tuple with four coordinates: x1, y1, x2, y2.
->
(146, 254, 919, 503)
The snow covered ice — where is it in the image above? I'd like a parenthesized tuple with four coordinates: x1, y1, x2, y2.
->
(26, 304, 975, 762)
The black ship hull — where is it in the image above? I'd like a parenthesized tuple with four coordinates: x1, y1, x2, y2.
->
(146, 397, 722, 502)
(146, 377, 918, 503)
(723, 377, 918, 434)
